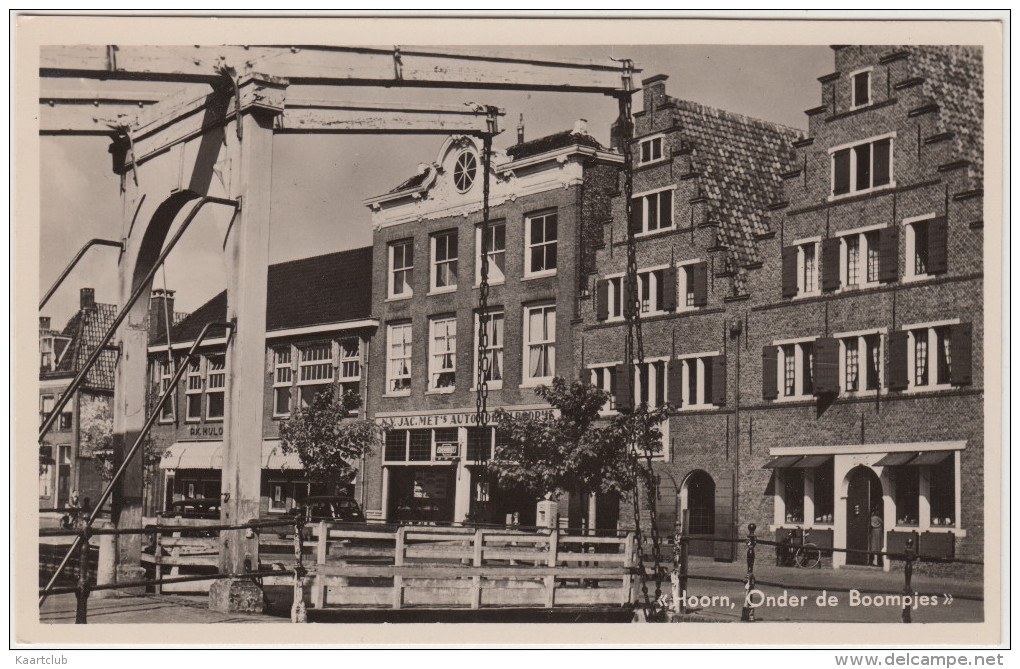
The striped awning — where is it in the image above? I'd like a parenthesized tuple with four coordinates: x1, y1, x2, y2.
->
(262, 441, 302, 470)
(763, 455, 803, 469)
(160, 441, 222, 470)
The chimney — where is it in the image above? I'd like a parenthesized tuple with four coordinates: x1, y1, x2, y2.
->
(641, 74, 669, 117)
(39, 316, 51, 331)
(148, 288, 176, 341)
(517, 113, 525, 144)
(571, 118, 589, 136)
(80, 287, 95, 310)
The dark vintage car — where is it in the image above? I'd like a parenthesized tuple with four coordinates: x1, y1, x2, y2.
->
(160, 498, 221, 520)
(296, 495, 365, 523)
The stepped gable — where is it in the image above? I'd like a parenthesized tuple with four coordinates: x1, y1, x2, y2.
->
(670, 98, 802, 295)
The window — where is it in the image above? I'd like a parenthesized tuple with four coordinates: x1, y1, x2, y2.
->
(524, 304, 556, 384)
(839, 334, 882, 394)
(39, 394, 54, 428)
(894, 466, 920, 527)
(205, 355, 225, 420)
(632, 188, 674, 234)
(386, 323, 413, 394)
(905, 216, 948, 280)
(799, 242, 819, 295)
(269, 483, 287, 512)
(158, 358, 175, 421)
(639, 135, 663, 164)
(338, 338, 361, 399)
(601, 276, 626, 320)
(675, 356, 715, 409)
(680, 265, 696, 308)
(298, 343, 333, 409)
(185, 358, 203, 421)
(840, 229, 881, 289)
(813, 460, 834, 524)
(637, 268, 666, 315)
(830, 135, 893, 197)
(385, 430, 408, 461)
(635, 360, 667, 408)
(475, 310, 504, 389)
(783, 469, 805, 524)
(453, 151, 477, 192)
(409, 430, 431, 461)
(589, 364, 618, 412)
(467, 426, 494, 462)
(476, 221, 506, 285)
(908, 326, 952, 390)
(273, 347, 293, 416)
(429, 316, 457, 391)
(777, 341, 815, 398)
(526, 212, 557, 276)
(850, 69, 871, 108)
(41, 336, 54, 372)
(58, 412, 73, 432)
(431, 230, 458, 292)
(929, 456, 956, 527)
(389, 239, 414, 298)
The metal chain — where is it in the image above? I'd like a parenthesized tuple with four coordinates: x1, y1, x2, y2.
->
(476, 134, 493, 426)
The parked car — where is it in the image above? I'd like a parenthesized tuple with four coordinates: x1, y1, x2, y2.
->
(295, 495, 365, 523)
(160, 498, 221, 520)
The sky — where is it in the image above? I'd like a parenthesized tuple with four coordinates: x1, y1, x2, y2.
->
(38, 45, 834, 329)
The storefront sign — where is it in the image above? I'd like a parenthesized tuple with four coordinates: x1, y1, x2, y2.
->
(188, 425, 223, 438)
(376, 408, 554, 429)
(435, 443, 459, 459)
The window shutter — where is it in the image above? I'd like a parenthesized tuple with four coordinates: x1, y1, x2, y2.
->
(833, 149, 851, 195)
(595, 280, 609, 321)
(873, 138, 891, 187)
(854, 73, 870, 106)
(667, 360, 683, 406)
(710, 355, 727, 406)
(762, 346, 779, 400)
(692, 262, 708, 306)
(949, 323, 972, 386)
(878, 225, 899, 283)
(781, 246, 798, 298)
(888, 330, 909, 391)
(614, 363, 634, 411)
(629, 197, 643, 235)
(821, 237, 841, 292)
(813, 337, 839, 395)
(854, 143, 871, 191)
(927, 216, 948, 274)
(661, 267, 678, 312)
(658, 189, 673, 228)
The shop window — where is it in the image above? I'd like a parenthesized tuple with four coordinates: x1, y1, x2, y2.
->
(428, 316, 457, 391)
(783, 470, 805, 524)
(386, 323, 412, 394)
(298, 343, 333, 409)
(631, 188, 674, 235)
(525, 211, 557, 277)
(639, 135, 663, 164)
(431, 230, 458, 292)
(205, 355, 225, 420)
(813, 460, 834, 524)
(408, 429, 431, 461)
(389, 239, 414, 299)
(929, 456, 956, 527)
(894, 466, 920, 526)
(840, 333, 882, 394)
(434, 428, 459, 459)
(385, 430, 408, 462)
(851, 69, 871, 108)
(185, 358, 203, 421)
(523, 304, 556, 385)
(476, 221, 506, 285)
(830, 135, 893, 197)
(474, 310, 504, 389)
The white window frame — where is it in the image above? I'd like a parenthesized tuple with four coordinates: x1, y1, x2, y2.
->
(636, 264, 670, 316)
(675, 351, 721, 410)
(386, 322, 413, 396)
(902, 213, 938, 283)
(633, 355, 671, 409)
(522, 303, 556, 386)
(792, 237, 821, 298)
(185, 357, 203, 422)
(604, 273, 626, 322)
(158, 357, 176, 422)
(475, 221, 506, 286)
(297, 342, 334, 409)
(473, 310, 504, 391)
(388, 239, 414, 299)
(272, 346, 294, 418)
(203, 354, 226, 421)
(849, 67, 873, 110)
(833, 328, 886, 397)
(677, 258, 703, 312)
(903, 319, 959, 393)
(587, 362, 621, 415)
(838, 223, 885, 291)
(633, 186, 676, 237)
(338, 338, 361, 384)
(638, 134, 665, 165)
(428, 315, 457, 393)
(773, 336, 818, 401)
(827, 132, 896, 201)
(430, 230, 458, 294)
(524, 211, 558, 279)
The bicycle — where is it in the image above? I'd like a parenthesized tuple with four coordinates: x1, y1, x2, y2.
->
(793, 528, 822, 569)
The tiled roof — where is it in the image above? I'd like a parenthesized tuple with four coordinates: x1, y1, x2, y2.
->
(388, 169, 432, 194)
(666, 98, 802, 295)
(165, 246, 374, 344)
(505, 129, 605, 161)
(905, 45, 983, 185)
(48, 303, 118, 391)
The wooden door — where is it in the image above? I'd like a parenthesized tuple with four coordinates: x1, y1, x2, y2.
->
(846, 467, 874, 565)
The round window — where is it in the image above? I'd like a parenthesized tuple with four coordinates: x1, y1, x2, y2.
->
(453, 151, 477, 193)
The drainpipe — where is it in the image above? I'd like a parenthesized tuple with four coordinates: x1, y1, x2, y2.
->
(730, 316, 743, 560)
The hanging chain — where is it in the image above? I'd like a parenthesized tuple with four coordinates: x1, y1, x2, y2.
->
(476, 134, 494, 426)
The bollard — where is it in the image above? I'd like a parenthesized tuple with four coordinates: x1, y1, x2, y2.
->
(75, 527, 91, 624)
(902, 537, 915, 624)
(94, 522, 117, 599)
(740, 523, 757, 622)
(291, 520, 307, 623)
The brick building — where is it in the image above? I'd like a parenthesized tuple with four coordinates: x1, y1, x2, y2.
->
(147, 248, 376, 516)
(362, 126, 622, 525)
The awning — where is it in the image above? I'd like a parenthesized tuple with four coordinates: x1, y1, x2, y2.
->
(160, 441, 223, 470)
(262, 441, 302, 470)
(763, 455, 803, 469)
(874, 452, 919, 467)
(790, 454, 832, 468)
(908, 451, 953, 466)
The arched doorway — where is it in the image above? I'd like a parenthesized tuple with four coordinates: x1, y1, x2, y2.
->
(845, 466, 883, 566)
(680, 470, 716, 557)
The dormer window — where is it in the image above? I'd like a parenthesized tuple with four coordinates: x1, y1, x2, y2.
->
(850, 68, 872, 109)
(453, 151, 477, 192)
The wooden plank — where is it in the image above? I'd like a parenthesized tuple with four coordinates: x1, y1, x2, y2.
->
(394, 526, 406, 566)
(471, 575, 481, 610)
(473, 529, 484, 567)
(554, 588, 625, 606)
(325, 587, 392, 607)
(404, 588, 472, 607)
(160, 538, 218, 549)
(548, 530, 559, 567)
(392, 575, 403, 610)
(544, 575, 556, 608)
(558, 536, 628, 545)
(274, 105, 501, 136)
(328, 530, 396, 541)
(479, 589, 545, 607)
(405, 547, 473, 560)
(316, 564, 627, 579)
